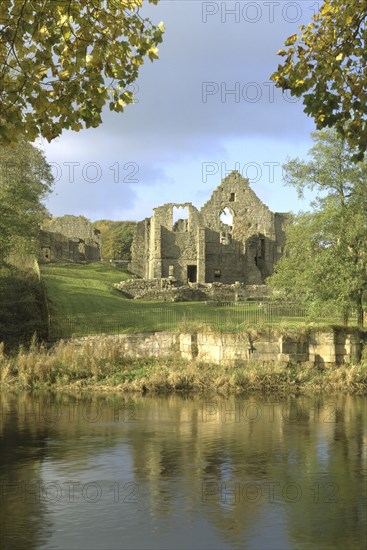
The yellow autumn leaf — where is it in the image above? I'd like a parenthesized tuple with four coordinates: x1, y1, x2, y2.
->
(36, 66, 48, 78)
(148, 46, 159, 57)
(285, 34, 298, 46)
(38, 26, 49, 37)
(336, 53, 343, 61)
(58, 70, 70, 80)
(321, 2, 333, 15)
(58, 14, 69, 26)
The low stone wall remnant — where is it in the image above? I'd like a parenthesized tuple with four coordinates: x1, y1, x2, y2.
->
(114, 278, 270, 302)
(70, 328, 366, 366)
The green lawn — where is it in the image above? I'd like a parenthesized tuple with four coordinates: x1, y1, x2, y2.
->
(40, 263, 345, 338)
(41, 262, 213, 317)
(41, 263, 241, 336)
(41, 262, 133, 315)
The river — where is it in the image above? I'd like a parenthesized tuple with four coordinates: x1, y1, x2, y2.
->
(0, 392, 366, 549)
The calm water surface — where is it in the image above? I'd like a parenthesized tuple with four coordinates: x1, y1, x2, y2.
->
(0, 392, 366, 550)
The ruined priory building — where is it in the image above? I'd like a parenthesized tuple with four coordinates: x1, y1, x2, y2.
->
(129, 171, 288, 285)
(39, 215, 101, 263)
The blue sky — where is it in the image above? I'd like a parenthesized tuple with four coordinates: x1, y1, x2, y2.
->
(41, 1, 321, 222)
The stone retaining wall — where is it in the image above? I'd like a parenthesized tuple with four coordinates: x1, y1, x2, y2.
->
(71, 328, 366, 366)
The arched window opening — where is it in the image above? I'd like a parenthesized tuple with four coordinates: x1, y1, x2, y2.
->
(219, 207, 233, 228)
(173, 206, 189, 232)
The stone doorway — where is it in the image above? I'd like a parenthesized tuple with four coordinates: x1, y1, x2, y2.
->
(187, 265, 197, 283)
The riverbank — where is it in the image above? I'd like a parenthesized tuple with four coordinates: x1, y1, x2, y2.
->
(1, 339, 366, 395)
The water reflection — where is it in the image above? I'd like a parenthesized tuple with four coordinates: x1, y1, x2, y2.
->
(0, 393, 366, 549)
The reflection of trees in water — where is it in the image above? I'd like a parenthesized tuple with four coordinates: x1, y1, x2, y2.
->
(0, 392, 139, 549)
(286, 396, 367, 549)
(0, 393, 53, 550)
(0, 393, 366, 549)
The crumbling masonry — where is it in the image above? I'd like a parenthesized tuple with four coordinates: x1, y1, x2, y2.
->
(39, 215, 101, 263)
(129, 171, 288, 285)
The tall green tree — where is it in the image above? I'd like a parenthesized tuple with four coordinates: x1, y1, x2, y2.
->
(93, 220, 136, 260)
(0, 1, 164, 144)
(269, 129, 367, 326)
(0, 139, 53, 264)
(271, 0, 367, 160)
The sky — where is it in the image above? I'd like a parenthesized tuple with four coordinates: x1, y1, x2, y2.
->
(41, 0, 321, 222)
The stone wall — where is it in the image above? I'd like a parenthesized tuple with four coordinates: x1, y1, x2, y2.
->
(147, 203, 203, 282)
(39, 215, 101, 263)
(45, 215, 101, 244)
(129, 219, 149, 278)
(114, 278, 271, 302)
(39, 229, 69, 262)
(200, 172, 286, 283)
(71, 329, 367, 366)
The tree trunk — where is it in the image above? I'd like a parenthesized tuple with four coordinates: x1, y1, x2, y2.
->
(342, 309, 349, 326)
(356, 290, 364, 328)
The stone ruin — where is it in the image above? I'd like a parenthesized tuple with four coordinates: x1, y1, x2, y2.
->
(114, 277, 271, 302)
(39, 215, 101, 263)
(121, 171, 288, 300)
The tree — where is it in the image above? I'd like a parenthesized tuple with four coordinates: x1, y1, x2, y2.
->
(0, 1, 164, 144)
(0, 139, 53, 264)
(93, 220, 136, 260)
(271, 0, 367, 160)
(0, 268, 48, 350)
(269, 129, 367, 327)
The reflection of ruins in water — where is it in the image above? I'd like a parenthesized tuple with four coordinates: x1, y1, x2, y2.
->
(0, 393, 366, 549)
(125, 395, 366, 548)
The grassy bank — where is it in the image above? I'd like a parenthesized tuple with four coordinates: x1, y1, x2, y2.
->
(41, 263, 248, 336)
(1, 339, 366, 395)
(41, 263, 347, 339)
(40, 262, 132, 315)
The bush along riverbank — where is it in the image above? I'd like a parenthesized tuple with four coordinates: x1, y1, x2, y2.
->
(0, 338, 366, 395)
(0, 265, 48, 352)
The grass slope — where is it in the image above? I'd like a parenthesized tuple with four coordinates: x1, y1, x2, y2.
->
(41, 262, 132, 315)
(40, 263, 346, 337)
(40, 263, 222, 335)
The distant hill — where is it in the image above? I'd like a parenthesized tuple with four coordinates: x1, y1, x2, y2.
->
(93, 220, 136, 261)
